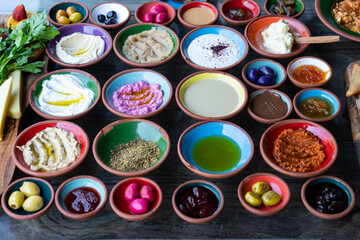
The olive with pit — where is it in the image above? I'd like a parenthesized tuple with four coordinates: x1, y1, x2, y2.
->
(66, 7, 77, 17)
(56, 9, 67, 20)
(22, 195, 44, 212)
(252, 182, 270, 196)
(57, 16, 70, 24)
(69, 12, 82, 23)
(20, 181, 40, 197)
(245, 191, 262, 207)
(262, 190, 281, 206)
(8, 191, 25, 210)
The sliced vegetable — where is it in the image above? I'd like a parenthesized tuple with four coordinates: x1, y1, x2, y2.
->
(7, 70, 22, 119)
(0, 77, 12, 141)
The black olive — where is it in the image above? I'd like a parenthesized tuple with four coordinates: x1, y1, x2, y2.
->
(105, 18, 118, 25)
(107, 11, 117, 19)
(97, 14, 106, 23)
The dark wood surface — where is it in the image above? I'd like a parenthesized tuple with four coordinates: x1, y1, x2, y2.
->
(1, 0, 360, 239)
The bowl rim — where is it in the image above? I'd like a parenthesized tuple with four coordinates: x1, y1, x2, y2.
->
(175, 70, 248, 120)
(220, 0, 261, 26)
(264, 0, 305, 19)
(55, 175, 108, 220)
(28, 68, 101, 120)
(109, 177, 163, 221)
(155, 0, 208, 10)
(238, 172, 291, 216)
(47, 1, 89, 28)
(177, 120, 254, 179)
(172, 179, 224, 224)
(134, 1, 176, 26)
(1, 177, 55, 220)
(177, 1, 219, 29)
(12, 120, 90, 178)
(102, 68, 173, 119)
(301, 175, 356, 220)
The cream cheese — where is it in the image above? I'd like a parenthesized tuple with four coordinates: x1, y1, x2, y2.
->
(261, 19, 294, 54)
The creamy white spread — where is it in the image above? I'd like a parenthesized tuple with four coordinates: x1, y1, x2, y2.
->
(261, 19, 294, 54)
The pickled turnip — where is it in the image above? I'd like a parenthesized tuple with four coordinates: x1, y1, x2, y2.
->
(140, 185, 157, 202)
(129, 198, 150, 214)
(124, 183, 140, 202)
(155, 13, 169, 24)
(149, 5, 167, 16)
(143, 13, 155, 23)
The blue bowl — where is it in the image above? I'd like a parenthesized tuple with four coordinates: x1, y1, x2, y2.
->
(160, 0, 207, 10)
(178, 121, 254, 178)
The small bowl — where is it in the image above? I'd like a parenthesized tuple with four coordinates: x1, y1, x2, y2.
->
(178, 120, 254, 179)
(1, 177, 54, 220)
(238, 173, 291, 216)
(260, 119, 338, 178)
(29, 69, 101, 120)
(113, 23, 180, 68)
(135, 1, 176, 26)
(247, 89, 293, 124)
(175, 71, 248, 120)
(93, 119, 170, 177)
(264, 0, 305, 19)
(242, 58, 287, 89)
(287, 56, 333, 88)
(220, 0, 261, 26)
(172, 180, 224, 224)
(181, 25, 249, 71)
(178, 1, 219, 29)
(157, 0, 207, 10)
(55, 175, 108, 220)
(110, 177, 162, 221)
(245, 15, 310, 59)
(301, 175, 355, 220)
(102, 69, 173, 119)
(89, 2, 131, 30)
(293, 88, 341, 123)
(48, 1, 89, 28)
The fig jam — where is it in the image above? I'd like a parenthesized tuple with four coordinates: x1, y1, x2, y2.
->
(64, 187, 100, 214)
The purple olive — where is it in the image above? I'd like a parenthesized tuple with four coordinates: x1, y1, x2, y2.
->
(259, 66, 275, 77)
(257, 75, 275, 86)
(247, 68, 260, 82)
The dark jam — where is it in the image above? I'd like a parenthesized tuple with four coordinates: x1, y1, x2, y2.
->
(226, 7, 253, 21)
(178, 186, 218, 218)
(64, 187, 100, 214)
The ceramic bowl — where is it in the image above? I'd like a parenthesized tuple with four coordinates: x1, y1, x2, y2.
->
(264, 0, 305, 19)
(178, 120, 254, 179)
(287, 56, 332, 88)
(12, 120, 89, 178)
(293, 88, 341, 123)
(55, 175, 108, 220)
(260, 119, 338, 178)
(238, 173, 291, 216)
(177, 1, 219, 29)
(102, 69, 173, 119)
(135, 1, 176, 26)
(1, 177, 54, 220)
(89, 2, 131, 30)
(93, 119, 170, 177)
(172, 180, 224, 224)
(157, 0, 207, 10)
(301, 175, 355, 220)
(48, 1, 89, 28)
(46, 23, 112, 68)
(242, 58, 287, 89)
(110, 177, 162, 221)
(247, 89, 293, 124)
(180, 25, 249, 71)
(245, 15, 310, 59)
(220, 0, 261, 26)
(29, 69, 101, 120)
(113, 23, 180, 68)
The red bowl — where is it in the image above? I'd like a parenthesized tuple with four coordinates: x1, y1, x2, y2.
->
(220, 0, 261, 26)
(178, 1, 219, 29)
(135, 1, 176, 26)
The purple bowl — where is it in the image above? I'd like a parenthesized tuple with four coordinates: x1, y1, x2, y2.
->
(46, 23, 113, 68)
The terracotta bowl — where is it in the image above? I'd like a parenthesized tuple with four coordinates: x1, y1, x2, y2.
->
(93, 119, 170, 177)
(156, 0, 207, 10)
(29, 69, 101, 120)
(178, 120, 254, 179)
(287, 56, 333, 88)
(12, 120, 89, 178)
(48, 1, 89, 28)
(55, 175, 108, 220)
(220, 0, 261, 26)
(238, 173, 291, 216)
(1, 177, 54, 220)
(177, 1, 219, 29)
(172, 180, 224, 224)
(135, 1, 176, 26)
(89, 2, 131, 30)
(264, 0, 305, 19)
(301, 175, 355, 220)
(102, 69, 173, 119)
(110, 177, 162, 221)
(260, 119, 338, 178)
(293, 88, 341, 123)
(245, 15, 310, 59)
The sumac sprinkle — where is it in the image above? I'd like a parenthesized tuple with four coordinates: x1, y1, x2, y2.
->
(210, 43, 229, 57)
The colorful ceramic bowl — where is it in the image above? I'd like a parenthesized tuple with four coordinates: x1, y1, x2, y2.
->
(245, 15, 310, 59)
(181, 25, 249, 71)
(172, 180, 224, 224)
(158, 0, 207, 10)
(178, 121, 254, 178)
(260, 119, 338, 178)
(135, 1, 176, 26)
(46, 23, 112, 68)
(264, 0, 305, 19)
(177, 1, 219, 29)
(12, 120, 89, 178)
(220, 0, 261, 26)
(89, 2, 131, 30)
(93, 119, 170, 177)
(55, 175, 108, 220)
(293, 88, 341, 123)
(1, 177, 54, 220)
(110, 177, 162, 221)
(238, 173, 291, 216)
(29, 69, 101, 120)
(48, 1, 89, 28)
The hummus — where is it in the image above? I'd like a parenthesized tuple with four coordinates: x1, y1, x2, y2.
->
(56, 32, 105, 64)
(17, 127, 81, 172)
(112, 80, 163, 115)
(122, 28, 173, 63)
(261, 19, 294, 54)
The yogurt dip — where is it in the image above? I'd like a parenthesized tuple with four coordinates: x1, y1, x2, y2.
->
(261, 19, 294, 54)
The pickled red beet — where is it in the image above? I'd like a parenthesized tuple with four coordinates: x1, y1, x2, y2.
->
(247, 68, 260, 82)
(124, 183, 141, 202)
(140, 185, 157, 203)
(64, 187, 100, 214)
(149, 5, 167, 16)
(155, 13, 169, 24)
(143, 13, 155, 23)
(259, 66, 275, 77)
(129, 198, 150, 214)
(257, 75, 275, 86)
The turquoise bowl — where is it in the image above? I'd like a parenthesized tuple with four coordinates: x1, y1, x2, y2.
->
(48, 1, 89, 28)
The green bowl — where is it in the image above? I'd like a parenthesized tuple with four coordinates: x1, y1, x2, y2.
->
(265, 0, 305, 19)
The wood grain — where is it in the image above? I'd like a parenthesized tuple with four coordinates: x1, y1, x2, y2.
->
(295, 35, 340, 44)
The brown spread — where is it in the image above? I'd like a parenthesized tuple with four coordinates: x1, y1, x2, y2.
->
(251, 91, 288, 119)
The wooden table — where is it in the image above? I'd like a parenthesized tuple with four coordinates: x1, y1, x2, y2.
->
(1, 0, 360, 239)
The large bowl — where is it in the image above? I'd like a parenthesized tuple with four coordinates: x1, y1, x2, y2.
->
(177, 1, 219, 29)
(135, 1, 176, 26)
(89, 2, 131, 30)
(264, 0, 305, 19)
(48, 1, 89, 28)
(220, 0, 261, 26)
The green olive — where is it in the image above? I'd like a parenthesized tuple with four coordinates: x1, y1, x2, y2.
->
(69, 12, 82, 23)
(262, 190, 281, 206)
(8, 191, 25, 210)
(57, 16, 70, 24)
(244, 191, 262, 207)
(252, 181, 270, 196)
(20, 181, 40, 197)
(22, 196, 44, 212)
